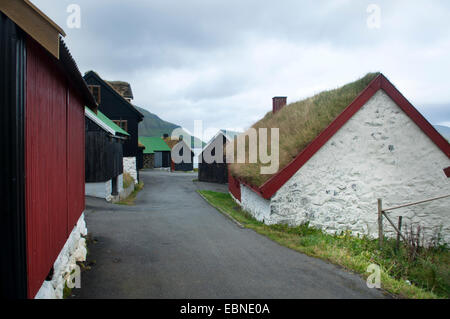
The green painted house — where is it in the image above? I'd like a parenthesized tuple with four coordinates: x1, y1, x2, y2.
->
(139, 137, 171, 169)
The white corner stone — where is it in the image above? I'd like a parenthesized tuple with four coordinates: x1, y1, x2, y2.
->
(35, 213, 88, 299)
(123, 157, 138, 184)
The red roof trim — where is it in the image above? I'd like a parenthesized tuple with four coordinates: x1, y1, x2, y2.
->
(444, 167, 450, 178)
(241, 74, 450, 200)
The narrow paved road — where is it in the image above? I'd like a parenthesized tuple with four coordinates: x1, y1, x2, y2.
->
(72, 170, 385, 299)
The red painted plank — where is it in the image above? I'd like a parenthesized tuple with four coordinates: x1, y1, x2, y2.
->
(444, 167, 450, 178)
(228, 170, 241, 202)
(25, 38, 85, 298)
(67, 88, 85, 231)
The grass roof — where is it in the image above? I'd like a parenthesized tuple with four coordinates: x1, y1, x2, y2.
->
(229, 72, 380, 187)
(139, 137, 171, 154)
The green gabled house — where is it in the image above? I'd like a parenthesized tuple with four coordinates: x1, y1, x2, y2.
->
(85, 107, 130, 201)
(139, 137, 172, 169)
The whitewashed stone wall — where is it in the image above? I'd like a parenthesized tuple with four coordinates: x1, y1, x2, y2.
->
(35, 214, 88, 299)
(86, 174, 124, 202)
(241, 184, 271, 223)
(85, 180, 112, 201)
(118, 174, 124, 193)
(242, 90, 450, 244)
(123, 157, 138, 184)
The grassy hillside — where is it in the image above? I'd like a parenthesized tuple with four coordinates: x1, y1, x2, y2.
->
(137, 106, 205, 148)
(137, 106, 180, 137)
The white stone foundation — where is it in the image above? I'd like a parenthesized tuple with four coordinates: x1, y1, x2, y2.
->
(123, 157, 138, 184)
(241, 184, 271, 223)
(85, 174, 124, 202)
(35, 213, 88, 299)
(85, 180, 112, 201)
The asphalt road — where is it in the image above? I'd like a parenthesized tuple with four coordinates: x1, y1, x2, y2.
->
(72, 170, 385, 299)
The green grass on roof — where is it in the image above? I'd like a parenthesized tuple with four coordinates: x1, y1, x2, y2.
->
(139, 137, 171, 154)
(229, 72, 380, 187)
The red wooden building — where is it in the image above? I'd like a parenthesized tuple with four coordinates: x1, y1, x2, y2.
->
(1, 1, 97, 298)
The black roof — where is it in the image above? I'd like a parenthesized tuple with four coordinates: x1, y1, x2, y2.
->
(84, 70, 144, 120)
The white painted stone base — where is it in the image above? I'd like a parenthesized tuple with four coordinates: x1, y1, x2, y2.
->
(240, 184, 272, 223)
(35, 213, 88, 299)
(86, 174, 124, 202)
(118, 174, 124, 193)
(229, 191, 241, 205)
(123, 157, 138, 184)
(85, 180, 112, 201)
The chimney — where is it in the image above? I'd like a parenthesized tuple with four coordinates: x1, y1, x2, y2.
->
(273, 96, 287, 114)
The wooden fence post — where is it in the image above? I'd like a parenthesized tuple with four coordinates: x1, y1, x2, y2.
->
(396, 216, 403, 250)
(378, 198, 383, 248)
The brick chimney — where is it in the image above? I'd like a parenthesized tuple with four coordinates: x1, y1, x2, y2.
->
(273, 96, 287, 114)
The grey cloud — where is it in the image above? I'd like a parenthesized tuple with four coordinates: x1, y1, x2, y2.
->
(31, 0, 450, 137)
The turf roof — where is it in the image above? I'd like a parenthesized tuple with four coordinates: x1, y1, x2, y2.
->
(229, 72, 380, 187)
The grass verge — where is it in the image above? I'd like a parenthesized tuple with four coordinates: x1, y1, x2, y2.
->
(116, 182, 144, 206)
(197, 190, 449, 299)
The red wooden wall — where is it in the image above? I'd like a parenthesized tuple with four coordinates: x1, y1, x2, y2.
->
(26, 39, 85, 298)
(228, 172, 241, 202)
(67, 88, 85, 230)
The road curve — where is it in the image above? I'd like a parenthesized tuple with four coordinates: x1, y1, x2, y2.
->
(72, 170, 385, 299)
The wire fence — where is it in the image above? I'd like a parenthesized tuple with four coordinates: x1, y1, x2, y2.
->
(377, 194, 450, 248)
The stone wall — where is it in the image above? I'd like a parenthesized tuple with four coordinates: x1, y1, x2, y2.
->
(242, 91, 450, 244)
(118, 174, 124, 194)
(241, 184, 271, 223)
(35, 214, 88, 299)
(123, 157, 138, 184)
(86, 174, 124, 202)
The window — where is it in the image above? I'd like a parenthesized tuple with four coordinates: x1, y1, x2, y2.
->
(88, 85, 101, 104)
(113, 120, 128, 132)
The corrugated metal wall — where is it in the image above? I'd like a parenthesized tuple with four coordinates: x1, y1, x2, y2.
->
(0, 11, 28, 299)
(67, 88, 85, 230)
(85, 118, 124, 183)
(25, 39, 85, 298)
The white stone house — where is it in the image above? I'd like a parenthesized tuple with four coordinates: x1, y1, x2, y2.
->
(229, 74, 450, 244)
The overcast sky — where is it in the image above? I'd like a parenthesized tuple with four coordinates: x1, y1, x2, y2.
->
(31, 0, 450, 141)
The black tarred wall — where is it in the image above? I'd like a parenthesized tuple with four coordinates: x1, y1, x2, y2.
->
(198, 135, 228, 183)
(85, 117, 124, 182)
(84, 71, 143, 158)
(0, 12, 28, 298)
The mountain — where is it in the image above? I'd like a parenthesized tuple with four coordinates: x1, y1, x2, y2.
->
(137, 106, 205, 148)
(434, 125, 450, 140)
(137, 106, 179, 137)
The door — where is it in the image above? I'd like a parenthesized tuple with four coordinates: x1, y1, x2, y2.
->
(154, 152, 162, 168)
